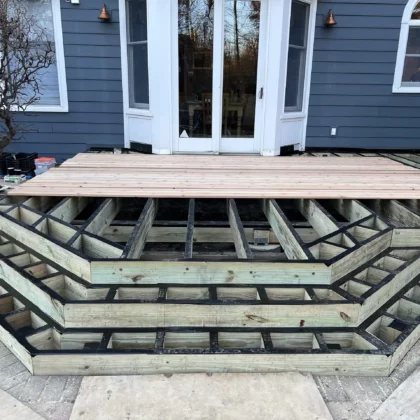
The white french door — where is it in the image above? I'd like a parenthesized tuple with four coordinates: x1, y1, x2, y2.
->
(174, 0, 267, 153)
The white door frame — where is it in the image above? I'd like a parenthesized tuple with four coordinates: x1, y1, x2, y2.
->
(172, 0, 268, 154)
(120, 0, 317, 155)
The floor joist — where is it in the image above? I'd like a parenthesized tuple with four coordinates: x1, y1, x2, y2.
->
(0, 193, 419, 376)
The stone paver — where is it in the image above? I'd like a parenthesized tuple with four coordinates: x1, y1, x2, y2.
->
(1, 335, 420, 420)
(0, 341, 82, 420)
(371, 367, 420, 419)
(0, 388, 46, 420)
(315, 340, 420, 420)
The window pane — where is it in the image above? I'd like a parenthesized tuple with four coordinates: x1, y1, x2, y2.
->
(222, 0, 260, 139)
(178, 0, 214, 138)
(412, 2, 420, 19)
(406, 27, 420, 54)
(402, 56, 420, 85)
(22, 0, 59, 106)
(128, 0, 147, 42)
(289, 1, 308, 46)
(129, 44, 149, 107)
(285, 0, 309, 112)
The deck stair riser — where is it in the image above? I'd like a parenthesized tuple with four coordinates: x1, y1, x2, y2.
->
(0, 190, 420, 376)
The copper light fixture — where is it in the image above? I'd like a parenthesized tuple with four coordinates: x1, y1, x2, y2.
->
(98, 4, 111, 21)
(324, 10, 337, 27)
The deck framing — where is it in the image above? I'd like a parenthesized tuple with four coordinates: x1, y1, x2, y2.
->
(0, 191, 420, 376)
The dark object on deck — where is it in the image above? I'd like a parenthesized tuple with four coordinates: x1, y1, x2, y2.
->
(5, 153, 38, 174)
(130, 142, 153, 154)
(0, 153, 12, 175)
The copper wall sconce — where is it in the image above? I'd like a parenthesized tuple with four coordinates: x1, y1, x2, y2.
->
(99, 4, 111, 21)
(324, 10, 337, 27)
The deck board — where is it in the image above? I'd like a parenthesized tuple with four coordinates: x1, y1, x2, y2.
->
(8, 154, 420, 198)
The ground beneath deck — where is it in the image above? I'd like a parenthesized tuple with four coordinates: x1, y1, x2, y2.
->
(8, 153, 420, 199)
(1, 338, 420, 420)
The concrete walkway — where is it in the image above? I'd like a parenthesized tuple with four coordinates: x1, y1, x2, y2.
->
(0, 388, 46, 420)
(2, 337, 420, 420)
(69, 373, 332, 420)
(371, 367, 420, 420)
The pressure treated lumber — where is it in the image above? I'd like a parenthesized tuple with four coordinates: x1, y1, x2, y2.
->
(9, 154, 420, 198)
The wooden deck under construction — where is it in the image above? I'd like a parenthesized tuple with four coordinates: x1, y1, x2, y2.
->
(8, 153, 420, 199)
(2, 152, 420, 376)
(0, 192, 420, 376)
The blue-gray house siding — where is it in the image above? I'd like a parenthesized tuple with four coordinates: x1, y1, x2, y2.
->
(307, 0, 420, 149)
(7, 0, 124, 163)
(6, 0, 420, 160)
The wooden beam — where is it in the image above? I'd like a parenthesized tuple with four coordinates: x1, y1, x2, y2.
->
(0, 261, 64, 325)
(82, 234, 123, 259)
(324, 199, 373, 223)
(330, 230, 393, 283)
(262, 199, 311, 260)
(122, 199, 158, 259)
(31, 353, 391, 376)
(63, 301, 359, 328)
(90, 260, 331, 284)
(297, 199, 340, 237)
(360, 256, 420, 322)
(100, 226, 318, 244)
(83, 198, 122, 236)
(184, 199, 195, 259)
(47, 197, 91, 223)
(0, 213, 91, 281)
(228, 199, 253, 259)
(391, 228, 420, 247)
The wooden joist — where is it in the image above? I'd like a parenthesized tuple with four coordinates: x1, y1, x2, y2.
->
(122, 199, 157, 259)
(0, 192, 420, 377)
(263, 199, 311, 260)
(228, 199, 253, 259)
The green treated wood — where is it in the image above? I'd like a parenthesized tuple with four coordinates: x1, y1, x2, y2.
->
(0, 214, 91, 281)
(90, 260, 332, 284)
(228, 199, 253, 259)
(262, 199, 311, 260)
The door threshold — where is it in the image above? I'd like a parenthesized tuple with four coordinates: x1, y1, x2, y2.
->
(173, 152, 261, 156)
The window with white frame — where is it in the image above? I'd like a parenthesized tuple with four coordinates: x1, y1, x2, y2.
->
(285, 0, 310, 112)
(393, 0, 420, 92)
(126, 0, 149, 109)
(24, 0, 68, 111)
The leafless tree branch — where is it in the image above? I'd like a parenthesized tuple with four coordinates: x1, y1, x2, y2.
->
(0, 0, 56, 152)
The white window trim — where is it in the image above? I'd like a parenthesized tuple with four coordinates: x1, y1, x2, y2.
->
(21, 0, 68, 112)
(393, 0, 420, 93)
(119, 0, 152, 119)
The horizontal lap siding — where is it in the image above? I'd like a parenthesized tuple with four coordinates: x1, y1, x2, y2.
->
(307, 0, 420, 149)
(7, 0, 124, 162)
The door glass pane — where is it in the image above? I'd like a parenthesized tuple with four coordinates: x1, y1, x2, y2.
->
(127, 0, 149, 109)
(129, 43, 149, 106)
(128, 0, 147, 42)
(178, 0, 214, 138)
(222, 0, 260, 138)
(285, 0, 309, 112)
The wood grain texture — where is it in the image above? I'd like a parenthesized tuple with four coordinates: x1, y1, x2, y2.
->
(9, 155, 420, 198)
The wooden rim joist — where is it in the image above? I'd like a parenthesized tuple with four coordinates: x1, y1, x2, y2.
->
(0, 195, 420, 375)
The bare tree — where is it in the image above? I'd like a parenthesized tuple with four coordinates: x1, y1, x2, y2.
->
(0, 0, 55, 153)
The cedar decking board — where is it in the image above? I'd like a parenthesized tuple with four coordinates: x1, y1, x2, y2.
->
(9, 154, 420, 198)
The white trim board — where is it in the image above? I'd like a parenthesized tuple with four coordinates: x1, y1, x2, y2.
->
(393, 0, 420, 93)
(120, 0, 318, 155)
